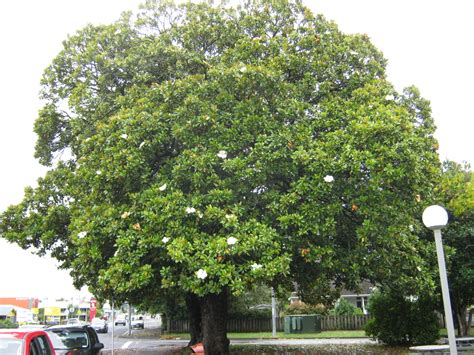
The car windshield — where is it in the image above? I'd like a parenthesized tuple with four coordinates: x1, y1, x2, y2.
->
(0, 337, 22, 355)
(47, 329, 89, 349)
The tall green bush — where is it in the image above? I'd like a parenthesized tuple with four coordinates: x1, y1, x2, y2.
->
(365, 290, 439, 346)
(333, 298, 357, 316)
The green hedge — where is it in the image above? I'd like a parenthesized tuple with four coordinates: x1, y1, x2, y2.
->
(365, 290, 439, 346)
(0, 319, 19, 328)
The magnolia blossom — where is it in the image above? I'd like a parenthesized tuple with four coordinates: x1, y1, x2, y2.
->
(251, 263, 262, 271)
(186, 207, 196, 214)
(132, 223, 141, 231)
(162, 237, 170, 244)
(121, 211, 130, 219)
(159, 183, 167, 191)
(409, 225, 415, 232)
(77, 231, 88, 239)
(324, 175, 334, 183)
(96, 170, 102, 175)
(217, 150, 227, 159)
(239, 66, 247, 73)
(121, 133, 128, 139)
(385, 94, 395, 101)
(227, 237, 238, 245)
(196, 269, 207, 280)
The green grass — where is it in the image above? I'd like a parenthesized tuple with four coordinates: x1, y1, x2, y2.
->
(162, 330, 367, 339)
(439, 328, 474, 337)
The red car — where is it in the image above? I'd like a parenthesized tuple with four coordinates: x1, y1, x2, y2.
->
(0, 329, 56, 354)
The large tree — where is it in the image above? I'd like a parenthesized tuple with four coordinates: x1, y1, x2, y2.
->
(1, 0, 441, 353)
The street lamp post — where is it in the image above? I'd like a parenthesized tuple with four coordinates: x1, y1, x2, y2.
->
(422, 205, 457, 355)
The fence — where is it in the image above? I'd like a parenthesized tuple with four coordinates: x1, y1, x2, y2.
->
(167, 315, 371, 333)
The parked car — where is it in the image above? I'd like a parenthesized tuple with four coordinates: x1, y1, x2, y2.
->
(18, 323, 48, 329)
(131, 315, 144, 329)
(45, 325, 104, 355)
(66, 318, 81, 326)
(90, 317, 108, 333)
(0, 329, 56, 354)
(114, 315, 126, 326)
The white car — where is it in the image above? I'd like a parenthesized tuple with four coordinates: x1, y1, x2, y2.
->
(90, 317, 108, 333)
(114, 315, 126, 326)
(66, 318, 81, 325)
(131, 315, 144, 329)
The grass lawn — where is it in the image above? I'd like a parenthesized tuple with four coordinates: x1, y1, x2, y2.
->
(162, 330, 368, 339)
(439, 328, 474, 337)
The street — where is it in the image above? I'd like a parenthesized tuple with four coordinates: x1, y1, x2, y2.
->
(98, 317, 187, 352)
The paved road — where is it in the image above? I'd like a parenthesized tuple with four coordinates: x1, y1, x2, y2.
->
(99, 318, 168, 351)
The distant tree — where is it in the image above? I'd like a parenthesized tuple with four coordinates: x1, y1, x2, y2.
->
(0, 0, 441, 353)
(437, 161, 474, 336)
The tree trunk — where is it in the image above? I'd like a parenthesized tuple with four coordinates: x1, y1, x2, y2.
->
(467, 309, 473, 336)
(200, 289, 230, 355)
(186, 293, 202, 346)
(454, 303, 468, 337)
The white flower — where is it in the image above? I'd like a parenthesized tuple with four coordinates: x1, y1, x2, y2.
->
(121, 133, 128, 139)
(162, 237, 170, 244)
(225, 214, 236, 221)
(324, 175, 334, 183)
(251, 263, 262, 271)
(227, 237, 238, 245)
(96, 170, 102, 175)
(159, 183, 167, 191)
(139, 141, 146, 149)
(409, 225, 414, 232)
(77, 231, 88, 239)
(196, 269, 207, 280)
(197, 211, 204, 218)
(385, 94, 394, 101)
(239, 66, 247, 73)
(186, 207, 196, 214)
(121, 211, 130, 219)
(217, 150, 227, 159)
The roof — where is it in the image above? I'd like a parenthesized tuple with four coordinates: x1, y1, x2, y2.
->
(46, 325, 91, 332)
(340, 281, 375, 296)
(0, 330, 48, 339)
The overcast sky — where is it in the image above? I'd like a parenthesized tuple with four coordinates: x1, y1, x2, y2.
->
(0, 0, 472, 300)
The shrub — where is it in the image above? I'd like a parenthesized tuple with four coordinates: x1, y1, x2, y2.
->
(365, 290, 439, 346)
(0, 319, 18, 328)
(284, 302, 326, 315)
(334, 298, 357, 316)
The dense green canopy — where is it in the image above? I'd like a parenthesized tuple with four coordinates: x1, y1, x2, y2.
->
(437, 161, 474, 336)
(1, 0, 440, 308)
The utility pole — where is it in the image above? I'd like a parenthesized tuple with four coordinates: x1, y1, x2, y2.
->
(111, 297, 114, 355)
(271, 287, 277, 337)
